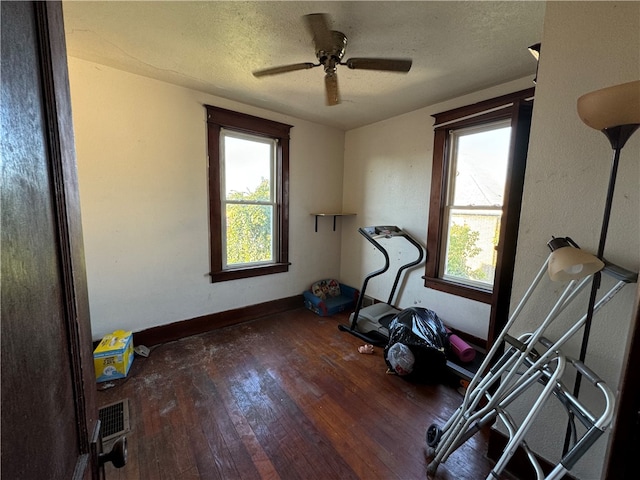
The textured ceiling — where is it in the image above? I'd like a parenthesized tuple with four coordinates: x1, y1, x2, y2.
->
(62, 1, 545, 130)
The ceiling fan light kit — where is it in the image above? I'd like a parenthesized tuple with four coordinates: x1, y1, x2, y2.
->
(253, 13, 413, 106)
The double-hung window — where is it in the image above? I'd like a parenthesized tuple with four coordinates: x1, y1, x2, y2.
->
(425, 88, 534, 310)
(441, 120, 511, 289)
(206, 105, 292, 282)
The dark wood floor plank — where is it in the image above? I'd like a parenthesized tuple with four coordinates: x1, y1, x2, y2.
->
(259, 317, 441, 471)
(198, 336, 313, 480)
(202, 369, 282, 480)
(274, 312, 492, 460)
(180, 369, 256, 479)
(247, 364, 361, 479)
(100, 308, 496, 479)
(175, 381, 225, 479)
(215, 327, 360, 478)
(225, 368, 321, 480)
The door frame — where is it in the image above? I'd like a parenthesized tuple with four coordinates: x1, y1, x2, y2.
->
(23, 2, 99, 478)
(39, 2, 100, 475)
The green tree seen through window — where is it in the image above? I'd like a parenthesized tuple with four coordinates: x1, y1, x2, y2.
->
(225, 178, 272, 265)
(446, 223, 488, 281)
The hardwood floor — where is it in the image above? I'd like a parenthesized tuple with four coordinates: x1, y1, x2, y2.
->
(98, 308, 496, 479)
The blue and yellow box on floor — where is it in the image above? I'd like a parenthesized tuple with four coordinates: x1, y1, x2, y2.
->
(93, 330, 134, 382)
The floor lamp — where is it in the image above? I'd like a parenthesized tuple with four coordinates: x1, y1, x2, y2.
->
(562, 80, 640, 453)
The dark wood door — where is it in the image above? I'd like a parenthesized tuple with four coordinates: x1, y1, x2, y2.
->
(1, 2, 100, 479)
(604, 285, 640, 479)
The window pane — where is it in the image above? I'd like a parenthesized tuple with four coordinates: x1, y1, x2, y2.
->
(452, 126, 511, 206)
(443, 209, 501, 287)
(225, 204, 273, 266)
(224, 135, 272, 201)
(442, 122, 511, 290)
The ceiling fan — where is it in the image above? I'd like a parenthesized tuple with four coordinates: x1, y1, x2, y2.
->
(252, 13, 413, 106)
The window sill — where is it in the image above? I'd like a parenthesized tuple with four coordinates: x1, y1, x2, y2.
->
(210, 263, 290, 283)
(423, 277, 492, 304)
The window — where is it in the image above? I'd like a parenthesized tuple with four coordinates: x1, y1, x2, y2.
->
(441, 121, 511, 289)
(425, 89, 534, 304)
(221, 132, 276, 268)
(206, 105, 292, 282)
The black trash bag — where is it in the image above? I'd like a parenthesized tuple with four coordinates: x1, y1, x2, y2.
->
(384, 307, 450, 383)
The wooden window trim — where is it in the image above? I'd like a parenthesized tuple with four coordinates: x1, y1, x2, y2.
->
(205, 105, 292, 282)
(424, 88, 534, 304)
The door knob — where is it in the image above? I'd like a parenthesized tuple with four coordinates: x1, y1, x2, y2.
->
(99, 436, 127, 468)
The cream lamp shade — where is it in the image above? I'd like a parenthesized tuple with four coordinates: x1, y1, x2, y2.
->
(547, 237, 604, 282)
(577, 80, 640, 130)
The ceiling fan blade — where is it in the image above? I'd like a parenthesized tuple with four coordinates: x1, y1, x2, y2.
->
(253, 62, 316, 77)
(344, 58, 413, 72)
(304, 13, 334, 53)
(325, 72, 340, 106)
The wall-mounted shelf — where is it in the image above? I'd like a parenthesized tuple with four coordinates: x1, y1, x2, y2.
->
(311, 213, 356, 232)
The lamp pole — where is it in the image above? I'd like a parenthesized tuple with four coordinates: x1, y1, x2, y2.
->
(562, 123, 639, 454)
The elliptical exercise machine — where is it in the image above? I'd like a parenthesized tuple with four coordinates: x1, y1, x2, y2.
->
(338, 226, 424, 346)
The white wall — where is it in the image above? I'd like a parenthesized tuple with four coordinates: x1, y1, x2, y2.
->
(502, 2, 640, 478)
(68, 58, 346, 340)
(340, 76, 534, 340)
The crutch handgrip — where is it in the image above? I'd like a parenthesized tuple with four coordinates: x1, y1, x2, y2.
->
(567, 357, 602, 385)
